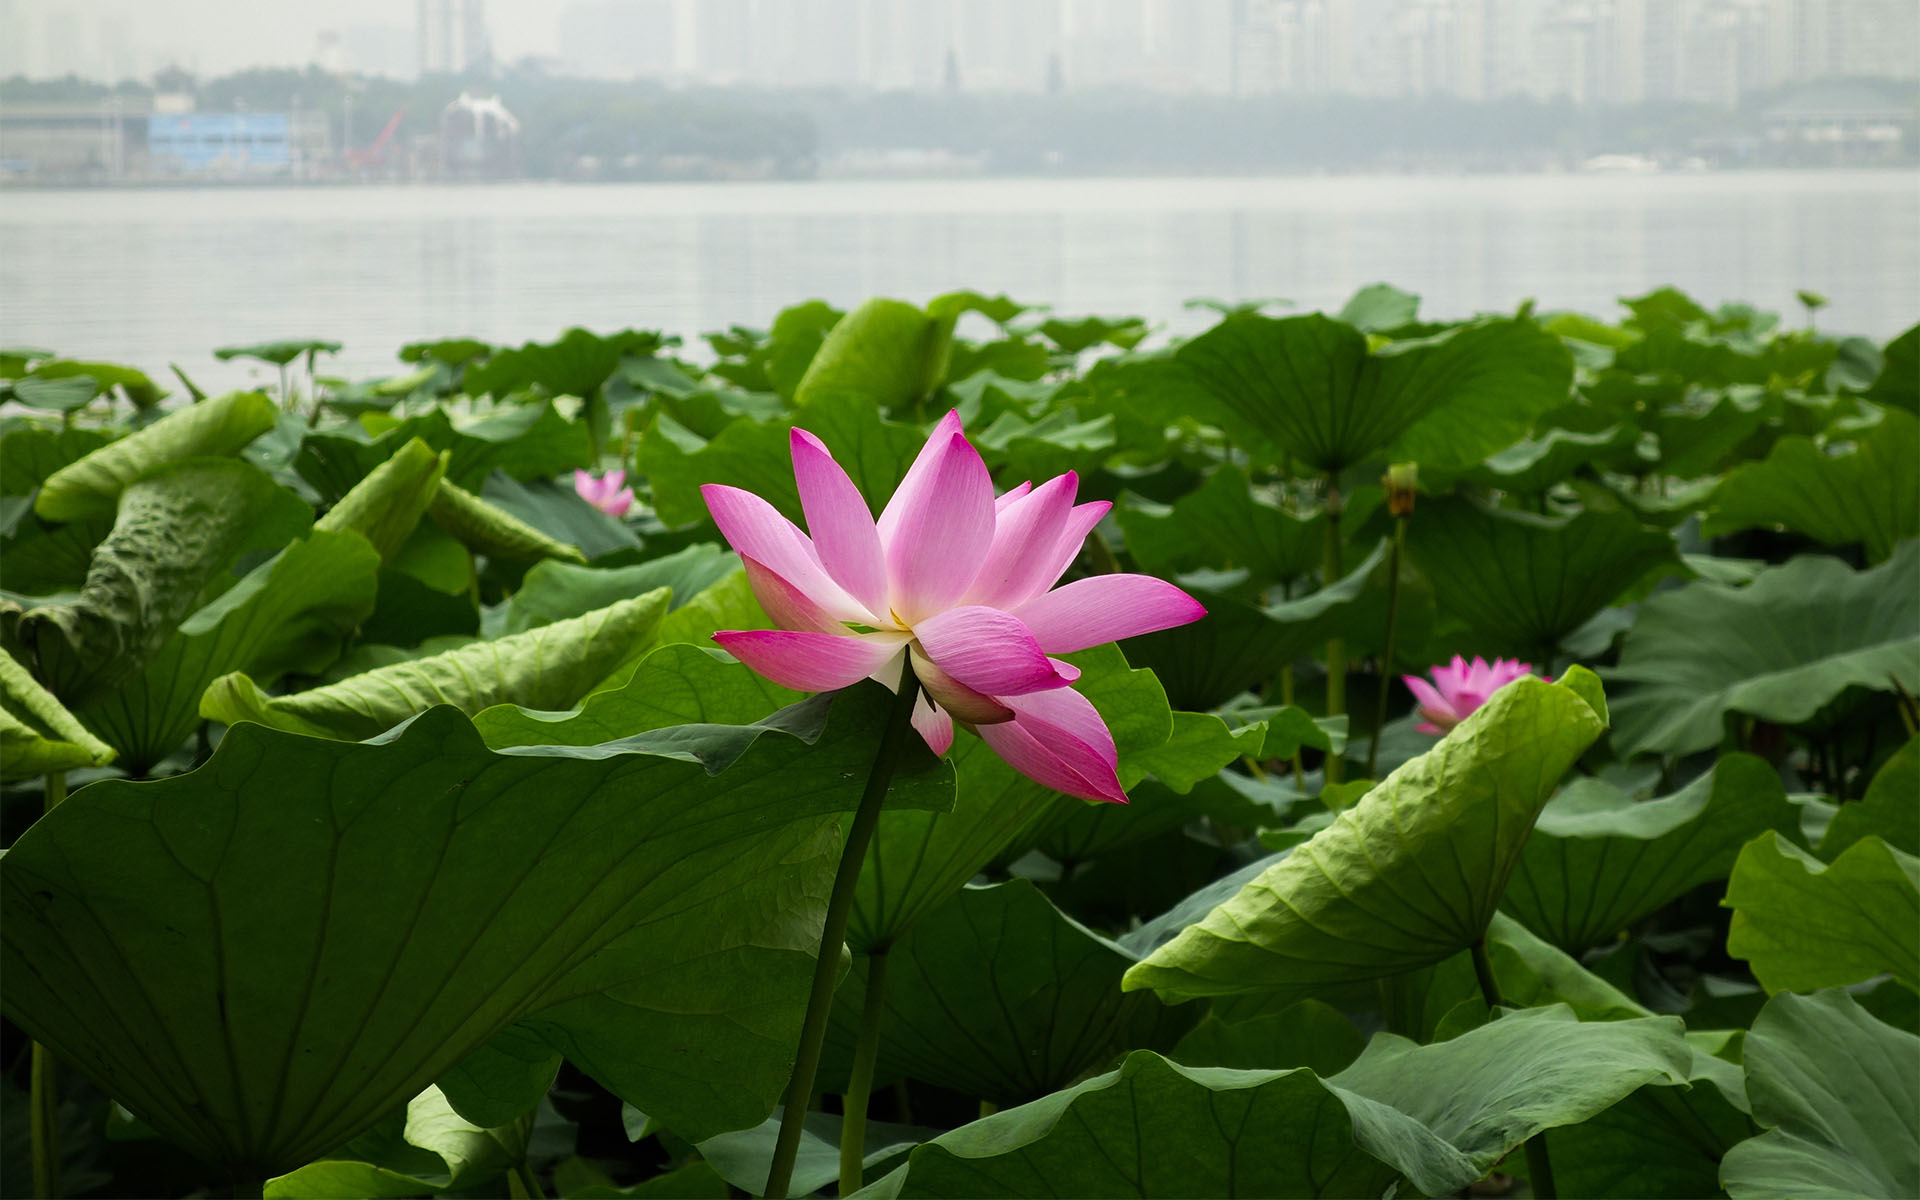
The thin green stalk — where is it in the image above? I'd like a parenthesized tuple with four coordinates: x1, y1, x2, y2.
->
(33, 770, 68, 1200)
(1470, 939, 1557, 1199)
(1322, 476, 1346, 786)
(765, 660, 922, 1200)
(509, 1160, 546, 1199)
(1085, 529, 1122, 576)
(839, 950, 892, 1196)
(1368, 516, 1407, 777)
(1279, 664, 1305, 788)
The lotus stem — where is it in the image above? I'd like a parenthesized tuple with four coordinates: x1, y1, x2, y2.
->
(509, 1160, 546, 1199)
(33, 770, 68, 1200)
(1085, 529, 1122, 576)
(766, 660, 922, 1200)
(1368, 515, 1407, 777)
(839, 950, 891, 1196)
(1471, 938, 1558, 1198)
(1279, 664, 1305, 788)
(1322, 475, 1346, 785)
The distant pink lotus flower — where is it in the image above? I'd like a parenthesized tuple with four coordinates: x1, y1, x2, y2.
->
(701, 412, 1205, 804)
(574, 468, 634, 517)
(1404, 655, 1540, 734)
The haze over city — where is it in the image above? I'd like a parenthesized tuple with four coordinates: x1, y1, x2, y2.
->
(5, 0, 1917, 105)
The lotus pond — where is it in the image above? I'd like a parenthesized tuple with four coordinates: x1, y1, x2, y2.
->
(1, 285, 1916, 1200)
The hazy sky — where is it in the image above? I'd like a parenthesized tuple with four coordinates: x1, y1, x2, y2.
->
(11, 0, 585, 76)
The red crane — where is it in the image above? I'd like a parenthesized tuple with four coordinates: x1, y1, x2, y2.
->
(345, 108, 406, 168)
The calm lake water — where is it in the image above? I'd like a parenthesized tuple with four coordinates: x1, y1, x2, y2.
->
(3, 172, 1916, 389)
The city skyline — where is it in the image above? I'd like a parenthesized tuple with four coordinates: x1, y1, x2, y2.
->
(2, 0, 1915, 105)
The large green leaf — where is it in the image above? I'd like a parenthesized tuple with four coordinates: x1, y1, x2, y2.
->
(0, 427, 114, 594)
(492, 545, 737, 636)
(822, 881, 1194, 1106)
(0, 645, 114, 780)
(7, 459, 311, 706)
(1720, 990, 1920, 1199)
(1545, 1034, 1756, 1200)
(1862, 321, 1917, 414)
(1702, 408, 1919, 563)
(312, 437, 447, 564)
(264, 1084, 533, 1199)
(461, 327, 660, 402)
(1724, 831, 1920, 994)
(202, 592, 669, 740)
(1503, 754, 1801, 954)
(1116, 465, 1323, 584)
(1819, 735, 1919, 857)
(472, 642, 796, 749)
(793, 298, 951, 416)
(1607, 542, 1920, 758)
(34, 392, 277, 522)
(856, 1008, 1689, 1199)
(1456, 421, 1643, 494)
(848, 644, 1174, 954)
(1122, 670, 1607, 1002)
(0, 687, 951, 1177)
(428, 477, 586, 564)
(73, 531, 382, 775)
(638, 393, 927, 527)
(1408, 497, 1679, 658)
(295, 404, 590, 503)
(1173, 313, 1571, 473)
(214, 338, 342, 368)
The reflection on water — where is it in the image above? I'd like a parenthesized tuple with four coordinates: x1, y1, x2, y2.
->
(3, 172, 1915, 387)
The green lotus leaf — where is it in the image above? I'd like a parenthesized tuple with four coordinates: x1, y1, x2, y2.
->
(24, 358, 164, 408)
(9, 374, 101, 413)
(312, 437, 448, 564)
(1122, 670, 1607, 1002)
(74, 530, 381, 775)
(1123, 537, 1397, 712)
(265, 1085, 531, 1199)
(34, 391, 277, 522)
(9, 458, 312, 705)
(849, 643, 1173, 954)
(1116, 465, 1324, 585)
(472, 642, 796, 749)
(1408, 497, 1679, 659)
(0, 428, 117, 595)
(1820, 735, 1919, 858)
(475, 473, 642, 562)
(1169, 997, 1366, 1075)
(822, 881, 1195, 1108)
(460, 327, 662, 402)
(794, 298, 952, 416)
(295, 403, 590, 503)
(1863, 321, 1917, 414)
(1456, 422, 1642, 493)
(855, 1008, 1689, 1200)
(1503, 753, 1801, 954)
(428, 477, 586, 564)
(639, 393, 927, 527)
(695, 1110, 930, 1199)
(1720, 990, 1920, 1199)
(214, 338, 342, 367)
(1607, 542, 1920, 758)
(202, 591, 669, 740)
(1336, 282, 1421, 332)
(1703, 407, 1919, 563)
(1725, 831, 1920, 995)
(2, 686, 952, 1179)
(1545, 1033, 1757, 1200)
(1173, 313, 1571, 473)
(0, 645, 114, 779)
(493, 545, 737, 636)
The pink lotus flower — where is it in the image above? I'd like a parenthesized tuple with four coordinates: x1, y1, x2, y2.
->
(574, 469, 634, 517)
(1404, 655, 1541, 734)
(701, 412, 1205, 803)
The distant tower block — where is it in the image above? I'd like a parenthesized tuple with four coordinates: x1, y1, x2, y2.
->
(418, 0, 488, 74)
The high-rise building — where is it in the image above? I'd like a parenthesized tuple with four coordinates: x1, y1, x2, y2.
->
(418, 0, 490, 74)
(559, 1, 677, 79)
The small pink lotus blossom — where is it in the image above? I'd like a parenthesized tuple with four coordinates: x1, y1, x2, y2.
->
(1404, 655, 1541, 734)
(574, 469, 634, 517)
(701, 412, 1206, 804)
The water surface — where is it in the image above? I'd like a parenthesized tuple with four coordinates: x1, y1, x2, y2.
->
(3, 172, 1914, 387)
